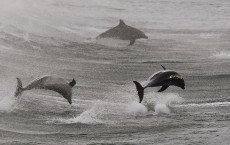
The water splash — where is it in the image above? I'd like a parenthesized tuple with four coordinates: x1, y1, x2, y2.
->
(67, 107, 104, 124)
(0, 77, 18, 112)
(0, 94, 17, 112)
(47, 98, 147, 124)
(144, 91, 183, 114)
(47, 84, 184, 125)
(125, 101, 147, 116)
(154, 103, 171, 114)
(47, 101, 105, 124)
(48, 111, 103, 125)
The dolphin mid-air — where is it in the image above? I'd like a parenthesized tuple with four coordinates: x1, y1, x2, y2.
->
(15, 76, 76, 104)
(133, 65, 185, 103)
(96, 19, 148, 45)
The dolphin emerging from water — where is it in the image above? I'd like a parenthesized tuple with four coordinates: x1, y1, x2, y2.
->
(96, 19, 148, 45)
(133, 65, 185, 103)
(14, 76, 76, 104)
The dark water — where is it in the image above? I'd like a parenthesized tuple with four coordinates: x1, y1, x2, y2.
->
(0, 0, 230, 144)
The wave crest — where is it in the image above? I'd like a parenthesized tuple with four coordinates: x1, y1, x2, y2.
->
(211, 51, 230, 59)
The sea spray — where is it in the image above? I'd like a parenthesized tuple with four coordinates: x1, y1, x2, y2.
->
(126, 101, 148, 116)
(154, 103, 171, 114)
(144, 91, 184, 114)
(0, 77, 18, 112)
(64, 103, 104, 124)
(0, 94, 17, 112)
(47, 101, 107, 124)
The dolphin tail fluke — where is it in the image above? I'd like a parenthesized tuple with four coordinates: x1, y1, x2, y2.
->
(133, 81, 144, 103)
(15, 77, 24, 97)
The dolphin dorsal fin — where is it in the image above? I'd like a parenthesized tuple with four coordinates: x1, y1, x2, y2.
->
(69, 78, 76, 87)
(161, 65, 166, 70)
(119, 19, 126, 26)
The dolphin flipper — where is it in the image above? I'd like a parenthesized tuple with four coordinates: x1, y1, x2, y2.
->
(129, 39, 136, 46)
(158, 85, 169, 92)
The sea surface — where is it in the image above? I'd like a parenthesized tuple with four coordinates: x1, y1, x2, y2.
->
(0, 0, 230, 144)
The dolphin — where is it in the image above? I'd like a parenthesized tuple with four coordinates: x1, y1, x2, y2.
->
(96, 19, 148, 45)
(133, 65, 185, 103)
(14, 76, 76, 104)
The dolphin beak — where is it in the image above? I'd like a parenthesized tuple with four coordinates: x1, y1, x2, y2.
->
(181, 86, 185, 90)
(145, 35, 148, 39)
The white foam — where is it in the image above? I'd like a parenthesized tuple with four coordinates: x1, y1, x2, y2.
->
(0, 94, 17, 112)
(154, 103, 170, 114)
(144, 92, 183, 114)
(48, 99, 147, 124)
(65, 104, 104, 124)
(126, 101, 147, 116)
(47, 102, 104, 124)
(49, 112, 103, 125)
(47, 85, 183, 124)
(109, 84, 183, 115)
(211, 51, 230, 59)
(0, 77, 18, 112)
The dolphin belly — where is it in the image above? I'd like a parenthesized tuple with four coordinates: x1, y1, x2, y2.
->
(15, 76, 75, 104)
(44, 84, 72, 104)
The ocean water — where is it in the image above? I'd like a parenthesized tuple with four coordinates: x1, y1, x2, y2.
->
(0, 0, 230, 144)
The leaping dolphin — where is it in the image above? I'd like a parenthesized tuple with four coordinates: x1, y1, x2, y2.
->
(96, 19, 148, 45)
(133, 65, 185, 103)
(14, 76, 76, 104)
